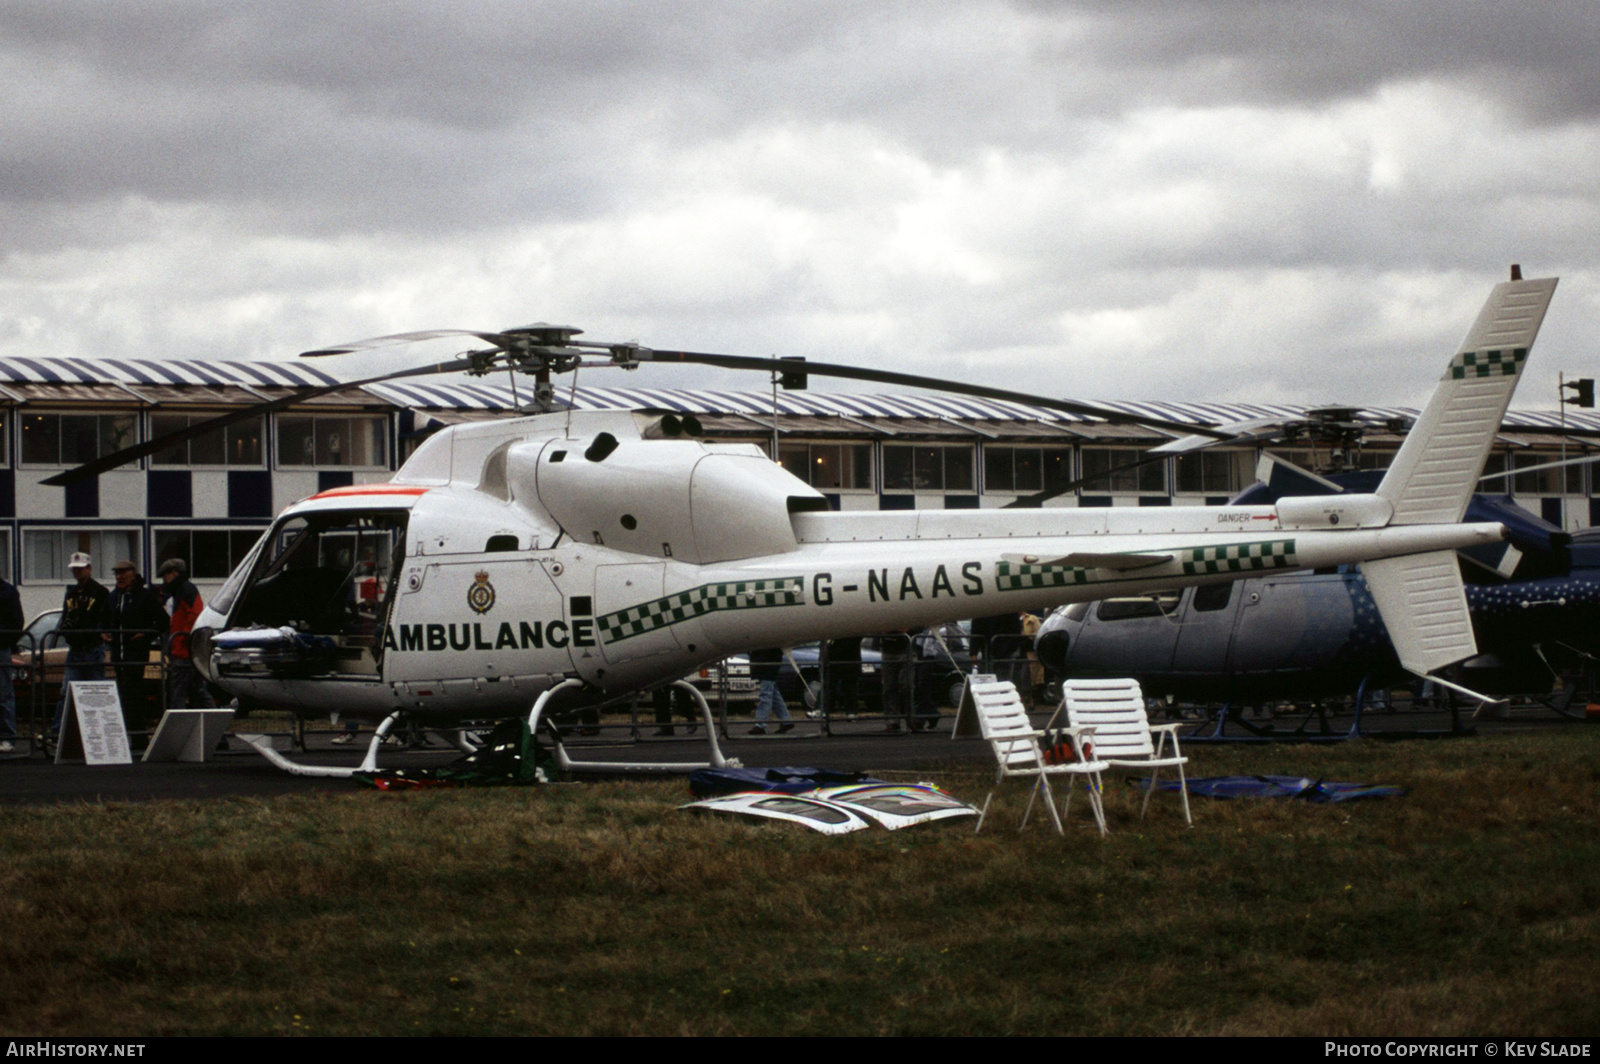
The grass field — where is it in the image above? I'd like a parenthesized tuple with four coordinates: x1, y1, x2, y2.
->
(2, 727, 1599, 1037)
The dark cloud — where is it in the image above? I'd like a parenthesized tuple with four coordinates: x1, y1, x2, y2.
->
(0, 2, 1595, 407)
(1025, 0, 1600, 119)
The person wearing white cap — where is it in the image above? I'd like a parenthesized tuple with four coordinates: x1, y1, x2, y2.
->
(53, 551, 109, 736)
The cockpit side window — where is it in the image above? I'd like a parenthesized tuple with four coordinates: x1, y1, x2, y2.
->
(1191, 583, 1233, 613)
(230, 510, 409, 642)
(1095, 592, 1181, 621)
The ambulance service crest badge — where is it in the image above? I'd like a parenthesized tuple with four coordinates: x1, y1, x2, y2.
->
(467, 570, 496, 614)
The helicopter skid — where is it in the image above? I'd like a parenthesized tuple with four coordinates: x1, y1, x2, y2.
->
(233, 710, 414, 778)
(533, 679, 741, 775)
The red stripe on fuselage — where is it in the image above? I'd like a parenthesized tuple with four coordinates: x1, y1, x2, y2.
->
(308, 484, 431, 500)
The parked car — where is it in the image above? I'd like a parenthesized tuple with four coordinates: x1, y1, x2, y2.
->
(10, 609, 112, 708)
(687, 654, 756, 703)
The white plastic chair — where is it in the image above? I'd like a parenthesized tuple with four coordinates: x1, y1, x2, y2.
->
(1058, 678, 1191, 825)
(970, 679, 1107, 836)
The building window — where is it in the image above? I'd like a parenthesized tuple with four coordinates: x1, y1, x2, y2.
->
(0, 528, 10, 583)
(777, 443, 873, 490)
(1513, 451, 1584, 496)
(1079, 448, 1167, 494)
(1174, 450, 1251, 495)
(0, 410, 9, 465)
(22, 528, 139, 584)
(1481, 452, 1510, 492)
(276, 415, 387, 468)
(20, 413, 137, 467)
(153, 528, 264, 581)
(150, 414, 264, 467)
(983, 446, 1071, 495)
(881, 444, 974, 493)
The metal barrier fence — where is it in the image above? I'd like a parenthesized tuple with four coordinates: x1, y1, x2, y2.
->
(10, 625, 225, 756)
(550, 631, 1043, 746)
(4, 626, 1045, 756)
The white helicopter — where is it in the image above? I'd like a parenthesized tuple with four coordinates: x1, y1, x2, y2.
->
(47, 271, 1560, 776)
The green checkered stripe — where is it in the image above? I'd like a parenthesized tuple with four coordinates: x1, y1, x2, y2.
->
(995, 561, 1096, 592)
(1447, 347, 1525, 381)
(1181, 539, 1295, 575)
(597, 577, 805, 644)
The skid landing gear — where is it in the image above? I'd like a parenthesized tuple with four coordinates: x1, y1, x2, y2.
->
(530, 678, 740, 775)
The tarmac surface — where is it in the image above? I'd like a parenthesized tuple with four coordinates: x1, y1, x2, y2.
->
(0, 700, 1586, 806)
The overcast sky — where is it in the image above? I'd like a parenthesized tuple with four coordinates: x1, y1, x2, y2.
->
(2, 1, 1597, 413)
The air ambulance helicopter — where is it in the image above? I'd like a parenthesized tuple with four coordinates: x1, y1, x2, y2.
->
(45, 270, 1562, 776)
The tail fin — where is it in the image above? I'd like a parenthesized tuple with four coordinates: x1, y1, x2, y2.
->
(1364, 273, 1557, 692)
(1377, 275, 1558, 525)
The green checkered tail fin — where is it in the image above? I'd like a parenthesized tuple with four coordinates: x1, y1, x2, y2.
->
(1376, 275, 1558, 525)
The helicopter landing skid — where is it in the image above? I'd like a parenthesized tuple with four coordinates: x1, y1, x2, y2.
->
(234, 710, 415, 778)
(531, 678, 741, 774)
(1178, 674, 1478, 744)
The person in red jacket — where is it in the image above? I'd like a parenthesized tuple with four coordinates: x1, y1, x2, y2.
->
(158, 558, 216, 709)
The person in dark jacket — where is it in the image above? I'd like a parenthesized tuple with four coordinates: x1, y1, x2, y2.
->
(823, 635, 863, 717)
(54, 551, 110, 734)
(0, 573, 21, 753)
(158, 558, 216, 710)
(103, 560, 168, 730)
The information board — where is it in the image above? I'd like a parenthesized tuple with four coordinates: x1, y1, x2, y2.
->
(56, 681, 132, 765)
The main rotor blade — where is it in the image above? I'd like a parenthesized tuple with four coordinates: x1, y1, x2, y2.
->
(638, 349, 1233, 440)
(41, 356, 478, 487)
(300, 330, 525, 357)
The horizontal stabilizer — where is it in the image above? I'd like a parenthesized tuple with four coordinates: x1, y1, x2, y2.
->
(1361, 550, 1477, 676)
(1001, 551, 1173, 571)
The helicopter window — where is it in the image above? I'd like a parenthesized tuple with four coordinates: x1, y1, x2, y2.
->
(1063, 602, 1090, 622)
(1096, 592, 1181, 621)
(485, 534, 519, 552)
(1191, 583, 1232, 613)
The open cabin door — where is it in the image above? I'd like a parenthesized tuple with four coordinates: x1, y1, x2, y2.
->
(224, 509, 409, 680)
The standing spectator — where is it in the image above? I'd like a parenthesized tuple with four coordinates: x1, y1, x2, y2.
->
(54, 552, 109, 736)
(0, 569, 21, 754)
(824, 635, 863, 718)
(971, 612, 1023, 677)
(747, 647, 793, 735)
(1019, 610, 1044, 704)
(158, 558, 216, 711)
(913, 621, 967, 731)
(880, 628, 915, 732)
(103, 560, 168, 730)
(651, 683, 698, 737)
